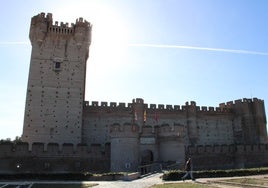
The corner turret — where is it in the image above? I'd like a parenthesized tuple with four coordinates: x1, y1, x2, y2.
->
(185, 101, 198, 145)
(222, 98, 267, 144)
(110, 123, 139, 172)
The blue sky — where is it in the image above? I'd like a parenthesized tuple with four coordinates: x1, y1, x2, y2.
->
(1, 0, 268, 139)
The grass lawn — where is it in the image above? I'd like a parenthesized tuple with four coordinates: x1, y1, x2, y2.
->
(151, 182, 216, 188)
(223, 177, 268, 186)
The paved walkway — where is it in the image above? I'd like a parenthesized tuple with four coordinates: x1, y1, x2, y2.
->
(0, 173, 163, 188)
(92, 173, 163, 188)
(90, 173, 268, 188)
(0, 173, 267, 188)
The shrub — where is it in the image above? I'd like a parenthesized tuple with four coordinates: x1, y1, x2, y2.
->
(162, 170, 184, 181)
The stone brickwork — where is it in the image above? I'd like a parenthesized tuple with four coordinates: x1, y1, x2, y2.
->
(22, 13, 92, 145)
(186, 144, 268, 170)
(13, 13, 268, 173)
(0, 142, 110, 173)
(83, 98, 267, 147)
(82, 97, 267, 172)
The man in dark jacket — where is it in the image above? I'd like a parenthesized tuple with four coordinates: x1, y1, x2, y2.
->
(182, 157, 194, 181)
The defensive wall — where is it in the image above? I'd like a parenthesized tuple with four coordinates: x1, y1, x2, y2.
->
(219, 98, 265, 108)
(83, 98, 267, 146)
(83, 100, 232, 113)
(0, 142, 110, 173)
(1, 141, 267, 173)
(186, 144, 268, 170)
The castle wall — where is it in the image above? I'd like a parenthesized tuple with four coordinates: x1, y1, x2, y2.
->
(0, 142, 110, 173)
(81, 98, 267, 172)
(82, 99, 239, 147)
(195, 114, 234, 145)
(157, 124, 185, 164)
(159, 141, 185, 163)
(110, 124, 139, 172)
(220, 98, 268, 144)
(82, 101, 132, 146)
(186, 144, 268, 170)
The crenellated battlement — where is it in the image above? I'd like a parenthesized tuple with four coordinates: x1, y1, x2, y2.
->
(30, 12, 92, 44)
(84, 101, 132, 109)
(219, 98, 264, 108)
(84, 99, 233, 113)
(186, 143, 268, 170)
(0, 142, 110, 173)
(0, 141, 108, 156)
(187, 143, 268, 154)
(48, 21, 75, 35)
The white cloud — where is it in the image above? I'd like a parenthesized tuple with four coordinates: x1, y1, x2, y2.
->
(128, 43, 268, 56)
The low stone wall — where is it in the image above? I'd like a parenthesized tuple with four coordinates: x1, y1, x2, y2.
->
(0, 142, 110, 173)
(186, 144, 268, 170)
(122, 172, 140, 181)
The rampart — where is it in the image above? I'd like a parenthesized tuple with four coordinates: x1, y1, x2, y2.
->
(219, 98, 264, 108)
(29, 12, 92, 45)
(186, 144, 268, 170)
(0, 142, 110, 173)
(30, 12, 91, 35)
(83, 100, 232, 114)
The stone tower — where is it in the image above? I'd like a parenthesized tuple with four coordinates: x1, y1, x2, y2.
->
(22, 13, 92, 146)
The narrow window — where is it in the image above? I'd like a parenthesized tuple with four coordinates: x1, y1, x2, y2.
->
(53, 57, 63, 72)
(55, 62, 61, 69)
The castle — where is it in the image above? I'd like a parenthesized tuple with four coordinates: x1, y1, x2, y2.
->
(0, 13, 268, 174)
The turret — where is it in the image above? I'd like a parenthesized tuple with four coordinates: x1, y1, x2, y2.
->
(252, 98, 267, 143)
(185, 101, 198, 145)
(29, 12, 51, 44)
(74, 17, 92, 48)
(110, 123, 139, 172)
(225, 98, 267, 144)
(132, 98, 145, 131)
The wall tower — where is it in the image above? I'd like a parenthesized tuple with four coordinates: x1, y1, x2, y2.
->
(22, 13, 92, 146)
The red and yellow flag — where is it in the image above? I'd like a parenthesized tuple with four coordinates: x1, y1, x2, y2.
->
(143, 110, 147, 122)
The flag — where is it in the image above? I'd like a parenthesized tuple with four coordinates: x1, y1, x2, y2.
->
(154, 112, 159, 123)
(143, 110, 147, 122)
(134, 111, 137, 121)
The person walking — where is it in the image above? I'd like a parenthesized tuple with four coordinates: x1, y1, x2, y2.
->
(182, 157, 194, 181)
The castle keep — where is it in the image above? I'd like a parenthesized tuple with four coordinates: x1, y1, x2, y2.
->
(0, 13, 268, 173)
(22, 12, 91, 146)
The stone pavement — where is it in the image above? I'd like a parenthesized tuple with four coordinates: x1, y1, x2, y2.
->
(90, 173, 268, 188)
(0, 173, 267, 188)
(91, 173, 163, 188)
(0, 173, 163, 188)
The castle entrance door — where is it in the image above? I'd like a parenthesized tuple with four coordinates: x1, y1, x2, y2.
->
(140, 150, 155, 175)
(141, 150, 154, 165)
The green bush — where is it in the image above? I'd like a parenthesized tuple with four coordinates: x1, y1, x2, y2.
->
(162, 170, 184, 181)
(162, 167, 268, 181)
